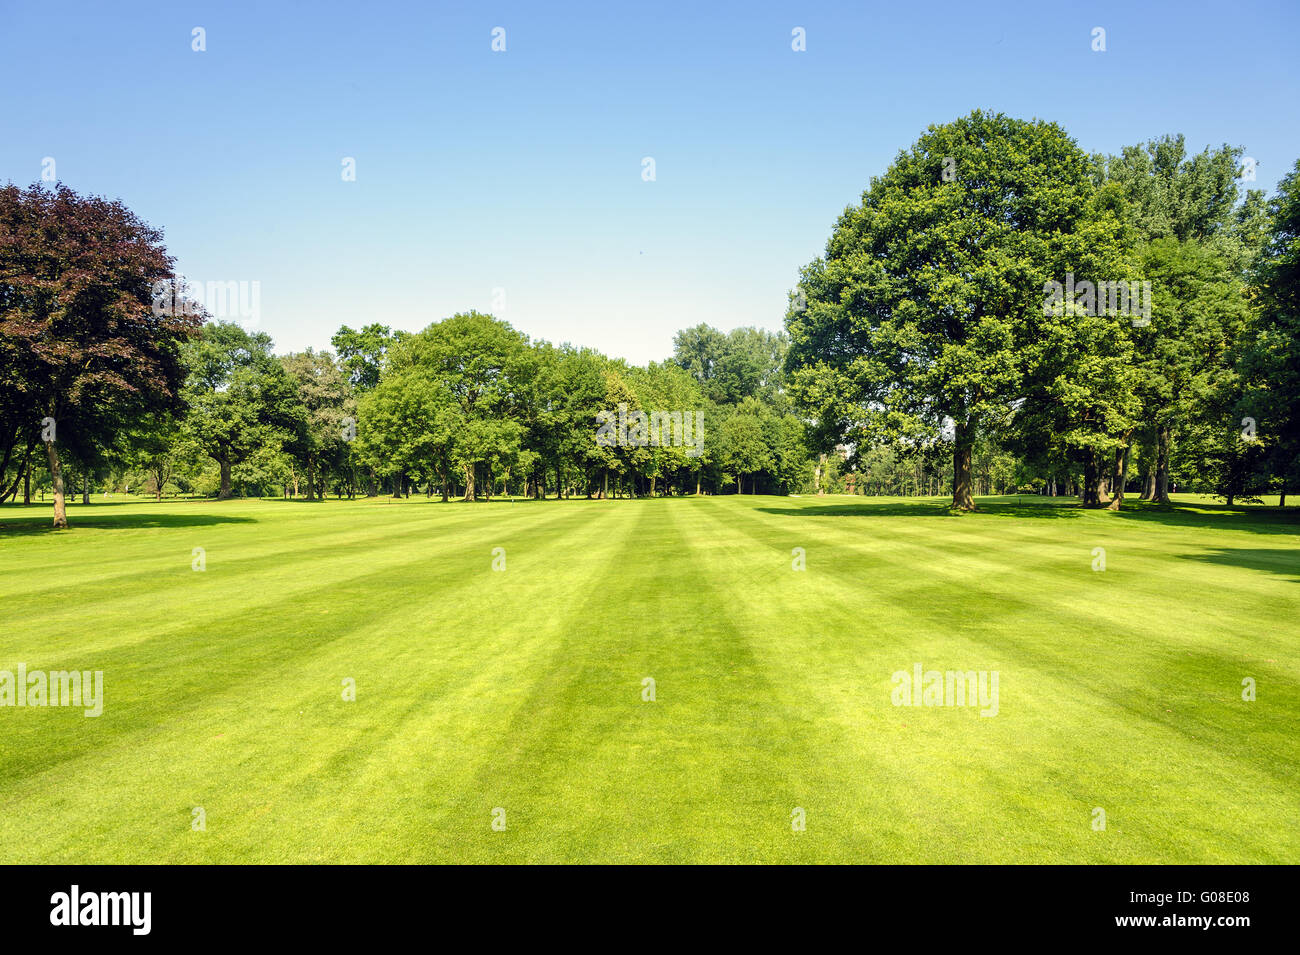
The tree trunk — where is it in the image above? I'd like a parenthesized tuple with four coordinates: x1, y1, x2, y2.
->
(306, 454, 317, 501)
(951, 420, 975, 510)
(1082, 454, 1100, 506)
(218, 458, 233, 499)
(1280, 489, 1286, 508)
(1106, 439, 1131, 511)
(0, 442, 12, 500)
(1154, 426, 1172, 504)
(463, 464, 475, 501)
(1226, 492, 1235, 506)
(81, 470, 91, 505)
(45, 440, 67, 528)
(0, 442, 32, 504)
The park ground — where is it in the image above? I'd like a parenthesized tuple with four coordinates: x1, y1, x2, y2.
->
(0, 493, 1296, 863)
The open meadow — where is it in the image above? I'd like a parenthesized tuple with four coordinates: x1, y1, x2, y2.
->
(1, 494, 1295, 863)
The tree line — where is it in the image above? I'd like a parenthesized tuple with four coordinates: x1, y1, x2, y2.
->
(3, 111, 1298, 526)
(0, 216, 812, 522)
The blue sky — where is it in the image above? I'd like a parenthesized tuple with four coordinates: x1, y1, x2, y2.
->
(3, 0, 1297, 363)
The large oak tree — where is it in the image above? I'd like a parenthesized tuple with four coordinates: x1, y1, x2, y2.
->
(785, 111, 1128, 509)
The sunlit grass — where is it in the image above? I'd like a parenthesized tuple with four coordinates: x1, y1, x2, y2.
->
(0, 493, 1295, 862)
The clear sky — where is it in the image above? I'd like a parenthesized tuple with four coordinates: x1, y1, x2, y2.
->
(3, 0, 1298, 363)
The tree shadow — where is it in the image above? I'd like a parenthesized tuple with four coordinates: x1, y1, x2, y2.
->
(1177, 548, 1300, 581)
(1107, 502, 1300, 537)
(757, 496, 1300, 535)
(757, 498, 1081, 519)
(0, 510, 258, 536)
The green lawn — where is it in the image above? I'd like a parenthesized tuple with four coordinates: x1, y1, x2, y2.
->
(0, 493, 1296, 863)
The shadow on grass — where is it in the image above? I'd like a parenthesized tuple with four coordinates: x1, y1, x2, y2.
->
(1177, 548, 1300, 581)
(0, 510, 258, 536)
(758, 498, 1078, 519)
(1108, 502, 1300, 536)
(757, 496, 1300, 535)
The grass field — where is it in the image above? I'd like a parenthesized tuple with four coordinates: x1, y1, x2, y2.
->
(0, 493, 1296, 863)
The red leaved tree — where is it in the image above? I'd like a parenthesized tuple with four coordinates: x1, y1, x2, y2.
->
(0, 182, 201, 527)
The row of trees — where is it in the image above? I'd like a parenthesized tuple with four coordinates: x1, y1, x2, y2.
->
(147, 314, 810, 504)
(365, 319, 733, 499)
(786, 112, 1300, 509)
(0, 190, 816, 520)
(4, 113, 1298, 525)
(286, 316, 806, 501)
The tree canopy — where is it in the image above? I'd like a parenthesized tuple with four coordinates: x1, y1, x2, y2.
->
(5, 118, 1299, 515)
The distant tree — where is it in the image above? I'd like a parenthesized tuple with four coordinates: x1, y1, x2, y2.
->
(596, 363, 641, 497)
(1104, 135, 1248, 244)
(331, 323, 407, 392)
(356, 366, 461, 500)
(671, 324, 726, 397)
(281, 349, 351, 500)
(721, 404, 772, 494)
(113, 413, 184, 500)
(540, 345, 615, 498)
(180, 322, 298, 498)
(384, 312, 531, 501)
(767, 410, 810, 493)
(1174, 418, 1268, 506)
(673, 324, 787, 405)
